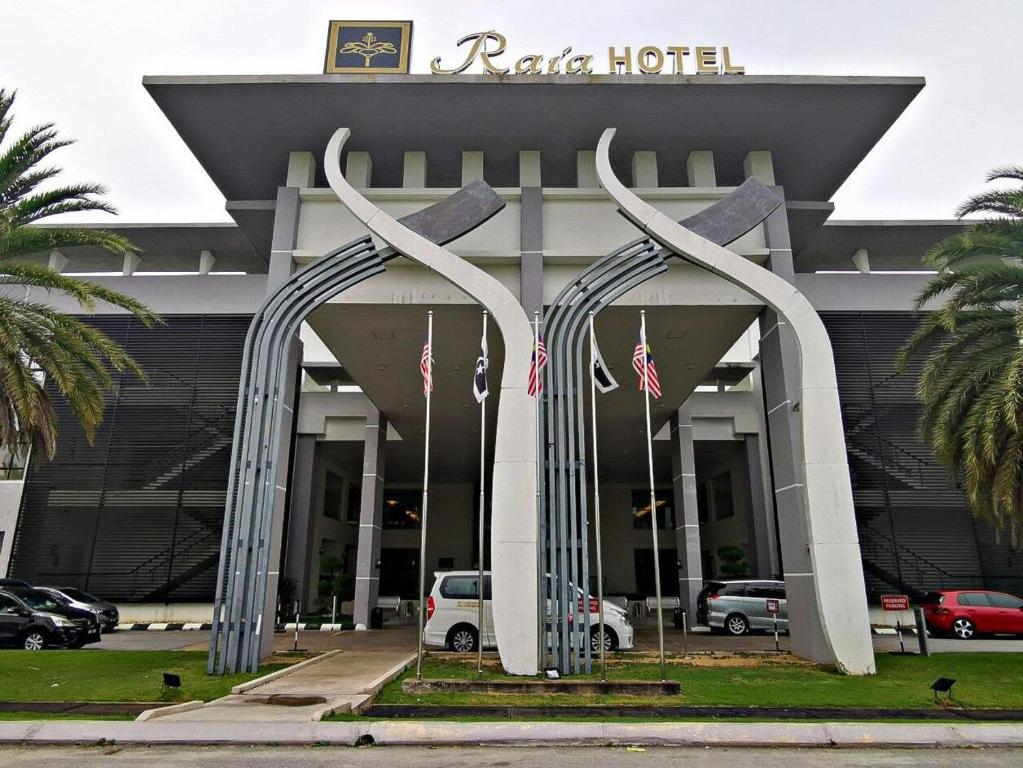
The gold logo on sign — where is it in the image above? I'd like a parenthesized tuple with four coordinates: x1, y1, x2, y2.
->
(324, 20, 412, 74)
(340, 32, 398, 68)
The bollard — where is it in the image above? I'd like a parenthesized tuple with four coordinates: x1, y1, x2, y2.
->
(773, 616, 780, 652)
(896, 619, 905, 654)
(331, 595, 337, 627)
(293, 601, 300, 653)
(681, 610, 688, 658)
(914, 607, 931, 656)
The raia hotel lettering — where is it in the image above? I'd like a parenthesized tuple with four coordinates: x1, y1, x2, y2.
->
(430, 30, 745, 76)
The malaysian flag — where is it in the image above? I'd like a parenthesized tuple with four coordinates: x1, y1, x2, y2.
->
(527, 337, 548, 397)
(632, 338, 662, 399)
(420, 339, 433, 397)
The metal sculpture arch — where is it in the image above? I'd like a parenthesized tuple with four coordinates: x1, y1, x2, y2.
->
(595, 127, 875, 674)
(209, 179, 505, 674)
(539, 176, 789, 674)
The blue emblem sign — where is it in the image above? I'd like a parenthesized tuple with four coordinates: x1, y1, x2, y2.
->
(325, 20, 412, 74)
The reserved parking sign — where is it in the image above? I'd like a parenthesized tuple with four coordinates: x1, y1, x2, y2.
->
(881, 594, 910, 611)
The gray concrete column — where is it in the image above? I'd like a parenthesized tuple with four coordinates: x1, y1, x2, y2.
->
(284, 435, 318, 607)
(353, 406, 387, 628)
(258, 339, 303, 659)
(670, 405, 703, 622)
(744, 433, 775, 578)
(256, 174, 304, 659)
(267, 186, 300, 292)
(519, 186, 543, 317)
(757, 202, 826, 652)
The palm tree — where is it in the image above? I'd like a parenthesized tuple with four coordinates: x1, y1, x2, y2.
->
(898, 167, 1023, 536)
(0, 88, 159, 462)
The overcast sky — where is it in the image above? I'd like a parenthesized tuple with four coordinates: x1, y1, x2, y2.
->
(4, 0, 1021, 224)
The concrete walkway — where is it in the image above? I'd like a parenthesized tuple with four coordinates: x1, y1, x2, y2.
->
(1, 719, 1021, 747)
(154, 631, 416, 722)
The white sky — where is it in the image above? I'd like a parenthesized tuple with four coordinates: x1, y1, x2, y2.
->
(3, 0, 1021, 224)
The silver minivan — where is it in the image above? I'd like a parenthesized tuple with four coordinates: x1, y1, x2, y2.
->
(697, 579, 788, 635)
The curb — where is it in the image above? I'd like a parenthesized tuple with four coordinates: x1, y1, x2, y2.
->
(364, 703, 1023, 722)
(0, 720, 1021, 747)
(135, 701, 205, 722)
(351, 653, 417, 714)
(112, 623, 354, 632)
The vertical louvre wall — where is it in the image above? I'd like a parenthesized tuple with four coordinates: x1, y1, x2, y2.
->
(9, 315, 250, 603)
(821, 311, 987, 595)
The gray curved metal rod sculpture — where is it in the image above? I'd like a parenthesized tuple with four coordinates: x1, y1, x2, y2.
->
(209, 182, 509, 674)
(539, 177, 789, 674)
(541, 241, 665, 672)
(325, 127, 540, 676)
(595, 127, 875, 675)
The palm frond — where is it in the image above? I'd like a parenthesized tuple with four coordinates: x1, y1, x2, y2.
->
(0, 226, 138, 260)
(0, 88, 159, 458)
(901, 164, 1023, 533)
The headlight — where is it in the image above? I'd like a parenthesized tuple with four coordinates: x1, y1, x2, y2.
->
(45, 615, 74, 627)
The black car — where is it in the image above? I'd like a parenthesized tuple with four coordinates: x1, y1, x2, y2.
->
(37, 587, 120, 632)
(0, 587, 102, 650)
(0, 578, 31, 588)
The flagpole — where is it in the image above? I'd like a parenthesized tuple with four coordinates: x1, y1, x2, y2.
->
(641, 309, 667, 681)
(533, 311, 544, 676)
(416, 310, 433, 681)
(588, 312, 607, 682)
(477, 311, 487, 679)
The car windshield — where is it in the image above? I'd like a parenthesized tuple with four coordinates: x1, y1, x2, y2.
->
(59, 588, 98, 602)
(8, 588, 62, 611)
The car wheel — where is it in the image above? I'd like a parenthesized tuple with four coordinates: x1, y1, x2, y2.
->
(725, 613, 749, 636)
(447, 625, 478, 653)
(22, 631, 47, 651)
(590, 626, 619, 653)
(952, 618, 976, 640)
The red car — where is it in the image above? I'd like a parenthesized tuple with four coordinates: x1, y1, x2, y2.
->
(922, 590, 1023, 639)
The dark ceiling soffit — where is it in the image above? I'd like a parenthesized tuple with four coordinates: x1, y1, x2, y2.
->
(142, 76, 924, 202)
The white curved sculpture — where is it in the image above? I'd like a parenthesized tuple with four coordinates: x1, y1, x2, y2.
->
(596, 128, 875, 674)
(325, 128, 539, 674)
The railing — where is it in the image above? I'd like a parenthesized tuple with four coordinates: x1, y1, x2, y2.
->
(34, 525, 221, 601)
(858, 520, 953, 598)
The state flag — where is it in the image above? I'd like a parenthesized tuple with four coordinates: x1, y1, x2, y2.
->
(591, 336, 619, 393)
(473, 328, 489, 403)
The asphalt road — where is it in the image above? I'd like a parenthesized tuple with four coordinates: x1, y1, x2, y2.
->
(0, 746, 1021, 767)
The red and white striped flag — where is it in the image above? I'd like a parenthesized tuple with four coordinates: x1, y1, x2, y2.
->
(632, 338, 662, 399)
(420, 340, 433, 396)
(527, 337, 548, 397)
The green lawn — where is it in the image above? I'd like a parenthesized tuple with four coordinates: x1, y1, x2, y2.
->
(0, 651, 289, 703)
(376, 653, 1023, 711)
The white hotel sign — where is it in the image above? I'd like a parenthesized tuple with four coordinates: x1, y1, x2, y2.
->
(429, 30, 745, 76)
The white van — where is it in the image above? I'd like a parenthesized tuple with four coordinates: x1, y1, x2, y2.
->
(423, 571, 634, 653)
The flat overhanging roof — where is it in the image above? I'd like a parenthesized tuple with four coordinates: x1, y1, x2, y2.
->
(796, 220, 967, 271)
(143, 74, 924, 202)
(24, 222, 265, 272)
